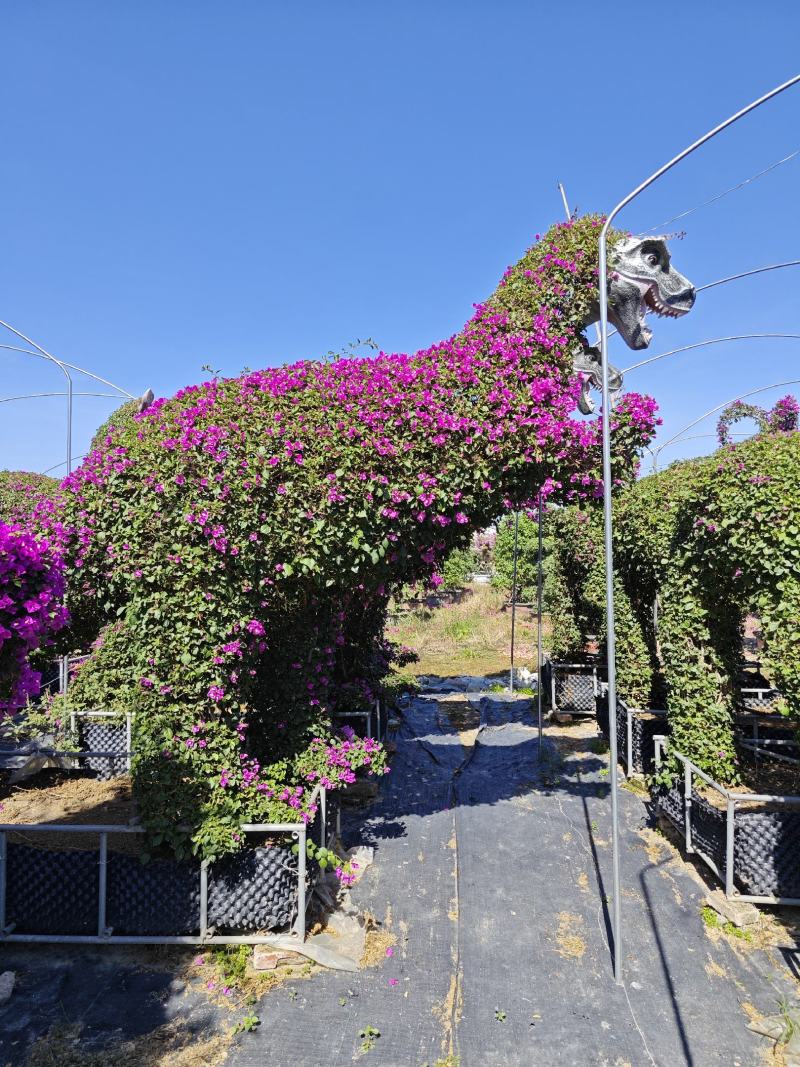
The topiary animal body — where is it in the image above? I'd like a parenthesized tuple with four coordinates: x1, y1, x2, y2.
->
(52, 216, 674, 857)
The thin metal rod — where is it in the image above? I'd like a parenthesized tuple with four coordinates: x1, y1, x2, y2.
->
(295, 828, 307, 940)
(597, 72, 800, 984)
(641, 147, 800, 234)
(200, 860, 209, 940)
(557, 181, 572, 218)
(0, 340, 135, 398)
(623, 334, 800, 375)
(536, 495, 544, 756)
(652, 377, 800, 469)
(697, 260, 800, 294)
(509, 512, 519, 692)
(0, 391, 125, 403)
(98, 833, 108, 936)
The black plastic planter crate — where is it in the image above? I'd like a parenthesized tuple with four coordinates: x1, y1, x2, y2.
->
(549, 660, 603, 716)
(4, 839, 303, 938)
(734, 808, 800, 899)
(5, 843, 99, 935)
(596, 693, 666, 776)
(79, 719, 129, 780)
(655, 743, 800, 903)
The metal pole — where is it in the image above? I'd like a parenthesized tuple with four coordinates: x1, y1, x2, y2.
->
(557, 181, 571, 219)
(536, 495, 544, 756)
(98, 833, 108, 936)
(509, 511, 519, 692)
(597, 72, 800, 984)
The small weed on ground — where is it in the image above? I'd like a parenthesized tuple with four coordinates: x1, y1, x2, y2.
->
(358, 1025, 381, 1053)
(701, 905, 753, 942)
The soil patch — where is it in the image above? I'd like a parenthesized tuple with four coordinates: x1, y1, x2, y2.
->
(0, 771, 141, 853)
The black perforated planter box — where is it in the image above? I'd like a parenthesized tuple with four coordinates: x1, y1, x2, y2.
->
(0, 786, 331, 944)
(654, 739, 800, 905)
(596, 693, 667, 777)
(75, 712, 132, 780)
(547, 659, 605, 717)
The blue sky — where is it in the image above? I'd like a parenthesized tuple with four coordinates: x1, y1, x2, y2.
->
(2, 2, 799, 476)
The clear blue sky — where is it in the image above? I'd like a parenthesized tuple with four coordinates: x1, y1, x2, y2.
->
(2, 2, 799, 476)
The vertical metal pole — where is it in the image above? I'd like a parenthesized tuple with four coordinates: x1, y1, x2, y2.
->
(597, 71, 800, 985)
(200, 859, 209, 940)
(550, 664, 556, 714)
(125, 713, 132, 771)
(725, 798, 735, 898)
(626, 705, 633, 780)
(98, 833, 108, 936)
(684, 762, 693, 853)
(295, 828, 307, 940)
(536, 495, 544, 754)
(510, 511, 519, 692)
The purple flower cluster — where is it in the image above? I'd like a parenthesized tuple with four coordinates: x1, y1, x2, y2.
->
(0, 522, 68, 712)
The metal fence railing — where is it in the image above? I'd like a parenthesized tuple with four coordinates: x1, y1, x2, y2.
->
(654, 735, 800, 905)
(0, 785, 330, 945)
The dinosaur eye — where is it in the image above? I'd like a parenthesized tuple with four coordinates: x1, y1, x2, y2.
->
(645, 252, 659, 267)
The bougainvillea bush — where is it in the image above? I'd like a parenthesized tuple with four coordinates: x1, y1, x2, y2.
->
(35, 216, 658, 859)
(0, 522, 68, 712)
(0, 470, 59, 525)
(549, 422, 800, 785)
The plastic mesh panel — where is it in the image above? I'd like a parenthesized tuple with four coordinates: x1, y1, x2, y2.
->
(106, 853, 201, 935)
(690, 792, 726, 871)
(208, 846, 298, 933)
(734, 809, 800, 898)
(80, 720, 128, 780)
(554, 669, 596, 715)
(6, 843, 98, 935)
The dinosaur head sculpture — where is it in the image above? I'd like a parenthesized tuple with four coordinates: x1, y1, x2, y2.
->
(607, 236, 696, 351)
(574, 234, 696, 414)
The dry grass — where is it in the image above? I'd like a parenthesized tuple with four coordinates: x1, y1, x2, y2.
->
(555, 911, 587, 960)
(25, 1021, 230, 1067)
(386, 583, 549, 678)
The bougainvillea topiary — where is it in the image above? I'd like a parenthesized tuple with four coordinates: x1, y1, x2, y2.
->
(34, 216, 659, 858)
(0, 522, 68, 712)
(716, 394, 800, 446)
(0, 471, 59, 525)
(552, 424, 800, 785)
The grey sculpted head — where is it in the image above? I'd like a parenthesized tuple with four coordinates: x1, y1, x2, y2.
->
(607, 235, 696, 350)
(573, 234, 696, 414)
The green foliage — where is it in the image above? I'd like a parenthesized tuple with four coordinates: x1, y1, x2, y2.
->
(492, 514, 541, 603)
(441, 546, 477, 590)
(546, 431, 800, 784)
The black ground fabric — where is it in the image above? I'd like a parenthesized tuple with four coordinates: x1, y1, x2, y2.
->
(226, 687, 796, 1067)
(1, 684, 797, 1066)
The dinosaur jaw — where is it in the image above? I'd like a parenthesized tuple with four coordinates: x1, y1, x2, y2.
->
(643, 282, 689, 320)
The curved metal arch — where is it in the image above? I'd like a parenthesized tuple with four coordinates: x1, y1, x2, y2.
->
(622, 333, 800, 375)
(652, 377, 800, 469)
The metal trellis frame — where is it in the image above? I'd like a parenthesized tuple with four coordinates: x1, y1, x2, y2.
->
(654, 736, 800, 906)
(597, 72, 800, 982)
(0, 785, 328, 944)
